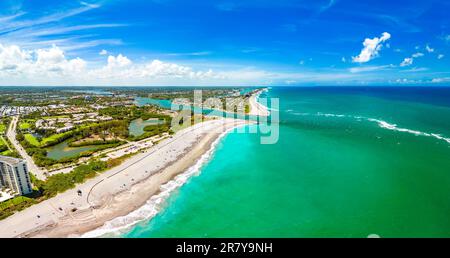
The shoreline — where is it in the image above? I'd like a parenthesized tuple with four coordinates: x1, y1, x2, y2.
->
(82, 123, 243, 237)
(248, 89, 270, 117)
(0, 118, 251, 238)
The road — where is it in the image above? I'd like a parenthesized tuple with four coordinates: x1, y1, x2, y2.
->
(6, 116, 47, 180)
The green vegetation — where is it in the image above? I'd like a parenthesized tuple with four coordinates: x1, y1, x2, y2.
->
(24, 131, 74, 148)
(42, 115, 70, 119)
(34, 160, 107, 198)
(40, 131, 74, 146)
(0, 137, 8, 153)
(0, 196, 37, 220)
(18, 119, 36, 131)
(68, 139, 121, 147)
(0, 124, 6, 134)
(0, 136, 20, 158)
(0, 118, 10, 134)
(130, 115, 173, 141)
(1, 159, 122, 220)
(19, 121, 32, 130)
(17, 119, 129, 168)
(24, 134, 40, 146)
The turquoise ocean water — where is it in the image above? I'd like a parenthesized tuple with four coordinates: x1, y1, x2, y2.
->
(107, 87, 450, 238)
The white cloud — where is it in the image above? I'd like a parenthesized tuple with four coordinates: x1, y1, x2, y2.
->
(0, 44, 87, 77)
(438, 54, 444, 59)
(400, 67, 428, 73)
(349, 65, 393, 73)
(341, 57, 346, 62)
(400, 57, 413, 67)
(0, 44, 228, 85)
(394, 78, 422, 84)
(400, 51, 425, 67)
(0, 42, 434, 86)
(352, 32, 391, 63)
(431, 77, 450, 83)
(99, 49, 108, 55)
(0, 2, 124, 54)
(80, 1, 101, 9)
(319, 0, 337, 13)
(0, 44, 31, 71)
(107, 54, 132, 68)
(425, 45, 434, 53)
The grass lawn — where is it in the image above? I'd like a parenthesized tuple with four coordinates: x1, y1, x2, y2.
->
(0, 150, 13, 156)
(40, 131, 72, 146)
(25, 131, 73, 147)
(25, 134, 41, 147)
(0, 124, 6, 134)
(19, 122, 32, 130)
(0, 137, 7, 149)
(42, 115, 70, 119)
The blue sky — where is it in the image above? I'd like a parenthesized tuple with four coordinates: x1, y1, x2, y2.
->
(0, 0, 449, 86)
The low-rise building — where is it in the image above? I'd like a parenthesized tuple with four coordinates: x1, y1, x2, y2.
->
(0, 155, 33, 196)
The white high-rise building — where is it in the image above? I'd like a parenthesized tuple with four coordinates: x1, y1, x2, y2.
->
(0, 155, 33, 196)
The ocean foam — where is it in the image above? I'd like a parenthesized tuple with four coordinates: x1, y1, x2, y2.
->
(81, 125, 244, 238)
(294, 111, 450, 145)
(316, 112, 346, 118)
(367, 118, 450, 144)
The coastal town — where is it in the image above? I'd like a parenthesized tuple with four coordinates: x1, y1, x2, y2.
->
(0, 87, 268, 237)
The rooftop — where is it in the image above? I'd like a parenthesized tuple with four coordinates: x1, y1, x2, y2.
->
(0, 155, 24, 165)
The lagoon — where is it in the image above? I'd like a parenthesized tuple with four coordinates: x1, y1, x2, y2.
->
(128, 118, 165, 137)
(135, 97, 172, 109)
(46, 141, 98, 160)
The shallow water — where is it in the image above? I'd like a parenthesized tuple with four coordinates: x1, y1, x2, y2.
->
(128, 118, 165, 137)
(46, 141, 98, 160)
(110, 87, 450, 237)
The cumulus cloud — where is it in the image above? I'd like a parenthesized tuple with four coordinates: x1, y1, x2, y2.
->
(0, 44, 86, 77)
(438, 54, 444, 59)
(400, 57, 413, 67)
(0, 43, 226, 84)
(352, 32, 391, 63)
(400, 51, 425, 67)
(107, 54, 132, 68)
(99, 49, 108, 55)
(0, 44, 32, 71)
(425, 45, 434, 53)
(0, 42, 428, 86)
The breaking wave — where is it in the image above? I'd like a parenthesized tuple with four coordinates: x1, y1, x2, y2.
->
(292, 112, 450, 145)
(81, 125, 244, 238)
(367, 118, 450, 144)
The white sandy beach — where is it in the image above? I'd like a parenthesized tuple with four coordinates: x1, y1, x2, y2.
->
(0, 118, 251, 238)
(248, 89, 270, 117)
